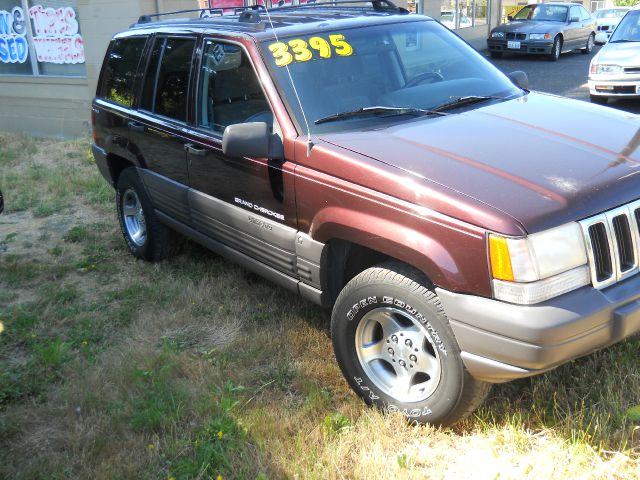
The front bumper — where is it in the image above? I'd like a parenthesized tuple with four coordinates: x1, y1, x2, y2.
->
(588, 74, 640, 98)
(437, 274, 640, 383)
(487, 39, 554, 55)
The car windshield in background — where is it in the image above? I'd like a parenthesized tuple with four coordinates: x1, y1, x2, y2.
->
(513, 4, 568, 22)
(260, 20, 521, 133)
(596, 9, 628, 19)
(609, 10, 640, 42)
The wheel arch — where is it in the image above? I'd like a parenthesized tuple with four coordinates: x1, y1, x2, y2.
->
(313, 208, 473, 306)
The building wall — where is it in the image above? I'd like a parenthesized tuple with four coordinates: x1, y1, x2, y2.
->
(0, 0, 191, 138)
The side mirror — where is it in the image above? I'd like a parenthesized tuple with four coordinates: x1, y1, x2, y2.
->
(507, 70, 529, 90)
(222, 122, 283, 159)
(569, 16, 580, 23)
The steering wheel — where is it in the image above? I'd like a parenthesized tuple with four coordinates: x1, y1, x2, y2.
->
(404, 71, 445, 88)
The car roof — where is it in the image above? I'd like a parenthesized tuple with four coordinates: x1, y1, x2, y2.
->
(525, 2, 581, 5)
(118, 4, 423, 41)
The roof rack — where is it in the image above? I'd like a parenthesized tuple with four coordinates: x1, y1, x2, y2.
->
(136, 0, 407, 24)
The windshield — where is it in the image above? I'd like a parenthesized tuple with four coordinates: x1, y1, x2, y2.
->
(260, 20, 521, 133)
(610, 10, 640, 42)
(513, 4, 568, 22)
(596, 8, 628, 19)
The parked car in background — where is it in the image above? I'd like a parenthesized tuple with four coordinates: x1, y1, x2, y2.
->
(487, 2, 596, 61)
(589, 7, 640, 104)
(594, 6, 631, 44)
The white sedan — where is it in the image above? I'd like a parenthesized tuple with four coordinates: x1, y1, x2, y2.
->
(589, 7, 640, 104)
(594, 6, 630, 44)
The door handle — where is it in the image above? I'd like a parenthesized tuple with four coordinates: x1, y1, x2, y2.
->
(127, 121, 145, 133)
(184, 143, 207, 156)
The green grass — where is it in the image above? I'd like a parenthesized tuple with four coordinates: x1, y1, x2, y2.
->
(0, 133, 638, 479)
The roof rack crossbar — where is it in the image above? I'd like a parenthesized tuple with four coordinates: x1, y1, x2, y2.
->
(136, 0, 407, 25)
(136, 5, 265, 24)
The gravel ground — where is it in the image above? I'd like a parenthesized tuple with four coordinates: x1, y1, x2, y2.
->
(486, 45, 640, 115)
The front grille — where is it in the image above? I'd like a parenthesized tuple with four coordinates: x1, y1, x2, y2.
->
(580, 202, 640, 289)
(595, 85, 637, 94)
(506, 32, 526, 40)
(597, 25, 613, 31)
(624, 67, 640, 74)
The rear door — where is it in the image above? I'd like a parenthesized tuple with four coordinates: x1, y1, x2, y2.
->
(128, 35, 198, 224)
(94, 36, 148, 166)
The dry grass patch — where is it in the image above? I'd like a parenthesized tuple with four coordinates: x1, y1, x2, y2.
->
(1, 133, 639, 479)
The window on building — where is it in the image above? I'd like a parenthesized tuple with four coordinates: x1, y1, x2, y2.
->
(197, 40, 271, 134)
(100, 37, 147, 108)
(0, 0, 87, 76)
(474, 0, 488, 26)
(439, 0, 488, 29)
(140, 37, 196, 122)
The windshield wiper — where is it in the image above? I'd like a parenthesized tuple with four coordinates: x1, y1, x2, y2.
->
(314, 106, 448, 125)
(430, 95, 501, 113)
(610, 39, 639, 43)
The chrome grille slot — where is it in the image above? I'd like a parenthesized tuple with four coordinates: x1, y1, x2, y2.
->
(580, 203, 640, 289)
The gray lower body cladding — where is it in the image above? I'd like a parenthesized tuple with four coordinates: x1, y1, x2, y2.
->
(137, 168, 326, 305)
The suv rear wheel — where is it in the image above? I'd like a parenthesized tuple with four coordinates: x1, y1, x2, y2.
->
(116, 167, 176, 261)
(331, 261, 491, 426)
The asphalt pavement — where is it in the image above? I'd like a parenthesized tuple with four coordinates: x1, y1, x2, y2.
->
(486, 45, 640, 115)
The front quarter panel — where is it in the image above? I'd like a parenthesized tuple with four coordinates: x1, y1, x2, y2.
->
(294, 141, 493, 297)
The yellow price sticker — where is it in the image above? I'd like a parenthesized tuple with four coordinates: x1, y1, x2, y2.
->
(268, 34, 354, 67)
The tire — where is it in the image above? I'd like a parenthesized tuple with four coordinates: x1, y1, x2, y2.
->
(582, 33, 594, 54)
(116, 167, 176, 262)
(590, 94, 608, 105)
(490, 51, 503, 59)
(331, 261, 491, 426)
(548, 36, 562, 62)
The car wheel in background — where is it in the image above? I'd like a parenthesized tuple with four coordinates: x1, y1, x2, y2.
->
(549, 35, 562, 61)
(490, 51, 503, 59)
(582, 33, 595, 54)
(590, 94, 608, 105)
(331, 261, 491, 426)
(116, 167, 176, 262)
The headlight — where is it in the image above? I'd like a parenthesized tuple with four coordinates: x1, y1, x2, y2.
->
(590, 64, 623, 75)
(491, 32, 505, 38)
(489, 222, 590, 304)
(529, 33, 551, 40)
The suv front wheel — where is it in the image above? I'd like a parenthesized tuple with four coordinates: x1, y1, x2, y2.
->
(116, 167, 176, 262)
(331, 262, 491, 426)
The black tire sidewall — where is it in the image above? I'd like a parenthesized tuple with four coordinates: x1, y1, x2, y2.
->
(116, 168, 155, 260)
(550, 36, 561, 61)
(331, 279, 465, 425)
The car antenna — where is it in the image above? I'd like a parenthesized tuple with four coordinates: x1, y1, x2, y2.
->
(262, 2, 314, 157)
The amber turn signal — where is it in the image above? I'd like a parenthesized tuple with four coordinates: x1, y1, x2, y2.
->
(489, 235, 514, 281)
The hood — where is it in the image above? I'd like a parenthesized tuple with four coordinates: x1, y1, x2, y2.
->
(596, 17, 623, 28)
(596, 41, 640, 67)
(318, 92, 640, 234)
(492, 20, 564, 34)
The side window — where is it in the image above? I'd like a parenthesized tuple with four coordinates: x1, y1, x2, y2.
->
(197, 40, 271, 134)
(140, 37, 196, 122)
(100, 37, 147, 107)
(570, 6, 580, 20)
(580, 7, 591, 21)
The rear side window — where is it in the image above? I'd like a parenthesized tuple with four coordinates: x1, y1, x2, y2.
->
(100, 38, 147, 107)
(140, 37, 196, 122)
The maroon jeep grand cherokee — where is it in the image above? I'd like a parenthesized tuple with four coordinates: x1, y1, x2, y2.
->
(92, 1, 640, 425)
